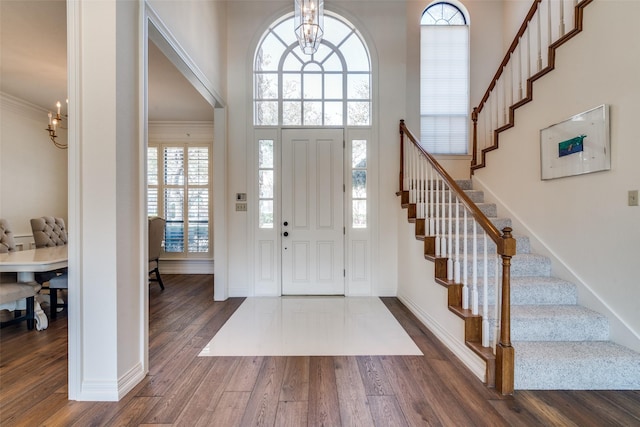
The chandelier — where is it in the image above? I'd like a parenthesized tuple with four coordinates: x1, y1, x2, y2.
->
(294, 0, 324, 55)
(45, 100, 67, 149)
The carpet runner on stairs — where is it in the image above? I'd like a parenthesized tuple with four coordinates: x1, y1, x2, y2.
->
(451, 180, 640, 389)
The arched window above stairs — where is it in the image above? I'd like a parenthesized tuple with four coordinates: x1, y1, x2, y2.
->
(420, 2, 470, 154)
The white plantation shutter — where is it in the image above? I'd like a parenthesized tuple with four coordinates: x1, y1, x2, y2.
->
(420, 20, 469, 154)
(147, 144, 211, 256)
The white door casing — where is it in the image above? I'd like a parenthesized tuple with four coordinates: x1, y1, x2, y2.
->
(281, 129, 345, 295)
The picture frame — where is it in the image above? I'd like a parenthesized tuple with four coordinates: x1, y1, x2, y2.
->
(540, 104, 610, 180)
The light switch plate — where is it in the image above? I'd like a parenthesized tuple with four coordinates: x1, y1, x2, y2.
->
(236, 202, 247, 211)
(629, 190, 639, 206)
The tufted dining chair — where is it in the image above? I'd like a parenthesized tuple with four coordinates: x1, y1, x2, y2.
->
(148, 216, 166, 290)
(30, 216, 68, 317)
(0, 218, 17, 253)
(30, 216, 68, 248)
(0, 218, 42, 329)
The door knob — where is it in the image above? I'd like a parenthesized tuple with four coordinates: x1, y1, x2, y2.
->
(283, 231, 289, 237)
(283, 221, 289, 226)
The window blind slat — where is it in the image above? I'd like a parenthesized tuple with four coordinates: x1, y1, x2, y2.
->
(420, 21, 469, 154)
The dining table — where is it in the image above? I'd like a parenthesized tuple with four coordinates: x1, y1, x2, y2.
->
(0, 245, 68, 282)
(0, 246, 68, 329)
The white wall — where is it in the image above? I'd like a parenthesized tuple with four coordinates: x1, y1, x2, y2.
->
(474, 0, 640, 349)
(0, 94, 68, 238)
(147, 0, 227, 100)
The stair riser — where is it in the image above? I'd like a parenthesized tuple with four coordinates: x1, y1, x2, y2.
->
(461, 255, 551, 277)
(409, 190, 485, 203)
(415, 203, 497, 218)
(430, 217, 513, 233)
(514, 342, 640, 390)
(489, 316, 609, 342)
(479, 281, 578, 305)
(430, 235, 530, 254)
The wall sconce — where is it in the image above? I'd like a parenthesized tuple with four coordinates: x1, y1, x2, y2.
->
(46, 100, 67, 149)
(294, 0, 324, 55)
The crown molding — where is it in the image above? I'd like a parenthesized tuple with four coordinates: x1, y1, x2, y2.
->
(0, 92, 49, 119)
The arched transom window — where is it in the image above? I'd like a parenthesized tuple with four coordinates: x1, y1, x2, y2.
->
(254, 13, 371, 127)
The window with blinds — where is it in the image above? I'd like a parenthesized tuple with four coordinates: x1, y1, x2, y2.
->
(420, 3, 469, 155)
(148, 144, 211, 256)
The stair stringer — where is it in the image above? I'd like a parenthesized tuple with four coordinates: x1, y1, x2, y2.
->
(472, 175, 640, 354)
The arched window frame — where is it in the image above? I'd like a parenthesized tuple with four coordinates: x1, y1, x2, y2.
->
(253, 12, 371, 127)
(420, 1, 470, 154)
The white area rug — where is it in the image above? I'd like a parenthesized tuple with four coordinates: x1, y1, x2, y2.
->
(199, 297, 423, 356)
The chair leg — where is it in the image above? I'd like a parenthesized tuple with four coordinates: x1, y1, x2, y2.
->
(26, 296, 35, 330)
(50, 288, 58, 319)
(155, 268, 165, 290)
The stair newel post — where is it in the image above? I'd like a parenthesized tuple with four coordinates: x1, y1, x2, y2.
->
(399, 120, 405, 193)
(496, 226, 516, 395)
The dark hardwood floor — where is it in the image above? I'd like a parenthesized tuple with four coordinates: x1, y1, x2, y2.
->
(1, 274, 639, 426)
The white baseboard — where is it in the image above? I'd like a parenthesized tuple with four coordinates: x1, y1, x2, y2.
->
(75, 362, 145, 401)
(159, 258, 214, 275)
(118, 362, 146, 400)
(397, 293, 486, 382)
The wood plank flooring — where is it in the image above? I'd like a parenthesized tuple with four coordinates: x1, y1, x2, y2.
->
(1, 274, 639, 426)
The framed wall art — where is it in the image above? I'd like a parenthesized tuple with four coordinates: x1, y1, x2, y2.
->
(540, 104, 610, 180)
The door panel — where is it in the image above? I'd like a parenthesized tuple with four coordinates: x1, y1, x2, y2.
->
(282, 129, 344, 295)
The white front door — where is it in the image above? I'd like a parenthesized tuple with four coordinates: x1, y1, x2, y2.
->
(281, 129, 344, 295)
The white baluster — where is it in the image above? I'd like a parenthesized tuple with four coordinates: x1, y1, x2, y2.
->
(536, 9, 543, 71)
(559, 0, 565, 37)
(447, 191, 453, 281)
(493, 255, 501, 350)
(441, 183, 447, 259)
(435, 176, 440, 256)
(472, 220, 478, 315)
(526, 25, 531, 79)
(419, 157, 424, 219)
(482, 231, 489, 347)
(429, 166, 434, 236)
(409, 147, 415, 204)
(547, 0, 552, 48)
(518, 38, 523, 100)
(454, 199, 461, 284)
(462, 208, 469, 310)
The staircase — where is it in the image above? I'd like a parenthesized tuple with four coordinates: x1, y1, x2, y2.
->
(441, 180, 640, 390)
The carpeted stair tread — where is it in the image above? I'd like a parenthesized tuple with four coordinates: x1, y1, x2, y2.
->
(513, 341, 640, 389)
